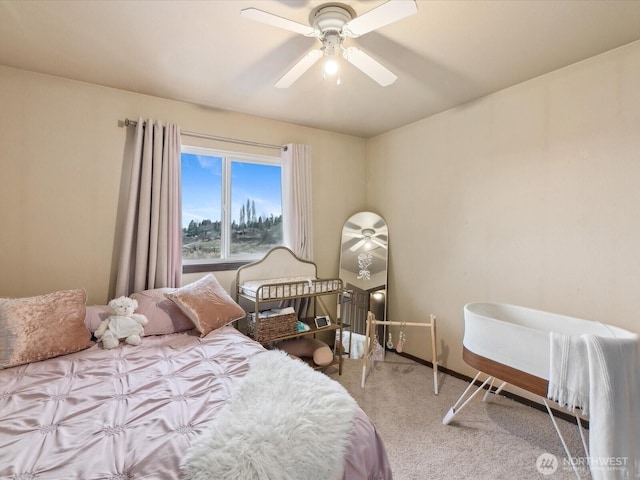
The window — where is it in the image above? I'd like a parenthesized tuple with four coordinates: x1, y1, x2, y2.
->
(181, 146, 283, 270)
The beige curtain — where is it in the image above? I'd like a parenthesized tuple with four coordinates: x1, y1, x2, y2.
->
(115, 118, 182, 297)
(281, 144, 313, 261)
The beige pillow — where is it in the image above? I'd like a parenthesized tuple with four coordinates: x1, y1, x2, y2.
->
(0, 289, 92, 369)
(165, 274, 245, 337)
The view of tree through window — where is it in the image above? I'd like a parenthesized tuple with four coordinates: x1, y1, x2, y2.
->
(181, 148, 283, 263)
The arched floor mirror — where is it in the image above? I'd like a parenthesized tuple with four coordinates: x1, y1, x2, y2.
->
(338, 211, 388, 359)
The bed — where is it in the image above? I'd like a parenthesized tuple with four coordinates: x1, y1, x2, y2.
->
(0, 278, 392, 479)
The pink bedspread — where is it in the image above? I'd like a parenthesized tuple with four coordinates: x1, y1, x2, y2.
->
(0, 326, 391, 479)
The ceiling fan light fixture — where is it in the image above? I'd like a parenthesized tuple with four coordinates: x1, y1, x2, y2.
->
(363, 228, 378, 250)
(323, 60, 341, 86)
(322, 31, 342, 79)
(324, 57, 339, 76)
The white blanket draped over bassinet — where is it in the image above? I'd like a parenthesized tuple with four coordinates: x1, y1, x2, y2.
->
(548, 332, 640, 480)
(548, 332, 590, 415)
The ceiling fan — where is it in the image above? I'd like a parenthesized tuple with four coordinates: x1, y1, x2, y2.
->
(240, 1, 418, 88)
(347, 228, 388, 252)
(344, 223, 388, 252)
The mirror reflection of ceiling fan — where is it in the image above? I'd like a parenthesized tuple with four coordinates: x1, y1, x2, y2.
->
(346, 228, 388, 251)
(343, 218, 388, 251)
(240, 1, 418, 88)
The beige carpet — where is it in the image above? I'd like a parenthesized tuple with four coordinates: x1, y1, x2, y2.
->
(327, 353, 590, 480)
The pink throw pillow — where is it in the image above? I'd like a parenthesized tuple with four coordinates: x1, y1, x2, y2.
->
(0, 289, 92, 369)
(164, 274, 245, 337)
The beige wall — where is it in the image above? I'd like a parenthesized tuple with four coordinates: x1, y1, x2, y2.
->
(0, 66, 366, 304)
(3, 37, 639, 386)
(366, 40, 640, 381)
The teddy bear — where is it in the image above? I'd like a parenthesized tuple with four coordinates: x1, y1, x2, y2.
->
(95, 296, 148, 349)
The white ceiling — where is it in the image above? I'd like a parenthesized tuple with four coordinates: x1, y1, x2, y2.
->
(2, 0, 640, 138)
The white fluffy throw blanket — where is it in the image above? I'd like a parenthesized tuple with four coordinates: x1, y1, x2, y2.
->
(182, 350, 358, 480)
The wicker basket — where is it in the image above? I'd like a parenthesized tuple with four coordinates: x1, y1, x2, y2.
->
(248, 311, 298, 342)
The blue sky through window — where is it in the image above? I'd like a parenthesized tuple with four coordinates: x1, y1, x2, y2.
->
(231, 161, 282, 225)
(181, 153, 222, 228)
(181, 152, 282, 229)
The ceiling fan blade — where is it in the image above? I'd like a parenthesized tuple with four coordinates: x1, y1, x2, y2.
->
(374, 234, 388, 242)
(345, 221, 363, 230)
(343, 232, 363, 238)
(342, 237, 362, 251)
(350, 238, 366, 252)
(241, 8, 316, 36)
(373, 218, 386, 229)
(343, 47, 397, 86)
(275, 49, 323, 88)
(344, 0, 417, 37)
(371, 238, 388, 249)
(370, 249, 386, 261)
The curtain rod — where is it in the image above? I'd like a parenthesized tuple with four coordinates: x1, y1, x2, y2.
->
(122, 119, 287, 152)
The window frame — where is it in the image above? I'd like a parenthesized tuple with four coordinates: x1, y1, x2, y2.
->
(181, 145, 283, 274)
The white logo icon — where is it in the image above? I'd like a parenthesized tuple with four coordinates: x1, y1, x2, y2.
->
(536, 453, 558, 475)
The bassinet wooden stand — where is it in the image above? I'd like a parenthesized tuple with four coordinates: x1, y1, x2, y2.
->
(361, 312, 439, 394)
(442, 350, 589, 480)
